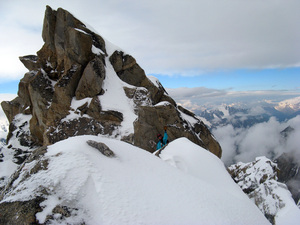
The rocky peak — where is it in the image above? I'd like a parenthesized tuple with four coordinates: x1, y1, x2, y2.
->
(228, 156, 298, 224)
(1, 6, 221, 164)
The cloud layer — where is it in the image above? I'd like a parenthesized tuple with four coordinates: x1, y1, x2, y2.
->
(213, 116, 300, 166)
(1, 0, 300, 80)
(167, 87, 300, 107)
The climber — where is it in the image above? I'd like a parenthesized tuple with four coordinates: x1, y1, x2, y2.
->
(156, 126, 168, 150)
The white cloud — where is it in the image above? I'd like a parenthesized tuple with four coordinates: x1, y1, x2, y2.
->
(235, 117, 283, 161)
(176, 99, 201, 111)
(213, 116, 300, 166)
(167, 87, 226, 99)
(0, 1, 44, 79)
(1, 0, 300, 80)
(212, 124, 240, 166)
(167, 87, 300, 166)
(248, 105, 267, 116)
(284, 116, 300, 160)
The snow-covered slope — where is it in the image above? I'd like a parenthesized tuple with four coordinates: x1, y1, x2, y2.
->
(0, 135, 270, 225)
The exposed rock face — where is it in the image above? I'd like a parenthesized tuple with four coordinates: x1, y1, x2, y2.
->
(75, 56, 105, 99)
(134, 102, 221, 157)
(0, 197, 44, 224)
(0, 6, 221, 162)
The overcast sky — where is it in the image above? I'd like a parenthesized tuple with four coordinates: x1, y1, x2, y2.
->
(0, 0, 299, 104)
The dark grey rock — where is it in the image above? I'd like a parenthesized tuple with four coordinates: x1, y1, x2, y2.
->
(86, 140, 115, 157)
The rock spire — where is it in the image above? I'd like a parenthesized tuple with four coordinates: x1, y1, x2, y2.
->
(1, 6, 222, 161)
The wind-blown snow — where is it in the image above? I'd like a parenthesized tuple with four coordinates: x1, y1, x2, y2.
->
(1, 135, 270, 225)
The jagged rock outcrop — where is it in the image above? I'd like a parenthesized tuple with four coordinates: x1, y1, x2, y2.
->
(0, 6, 221, 163)
(134, 102, 221, 156)
(228, 156, 296, 224)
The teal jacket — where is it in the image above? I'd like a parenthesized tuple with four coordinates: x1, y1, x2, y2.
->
(156, 131, 168, 150)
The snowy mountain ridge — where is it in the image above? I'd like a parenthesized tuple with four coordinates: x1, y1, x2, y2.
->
(0, 6, 226, 224)
(0, 5, 299, 225)
(196, 97, 300, 130)
(0, 135, 270, 225)
(228, 156, 300, 224)
(275, 96, 300, 113)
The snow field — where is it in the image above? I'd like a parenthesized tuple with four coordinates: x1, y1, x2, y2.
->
(2, 135, 270, 224)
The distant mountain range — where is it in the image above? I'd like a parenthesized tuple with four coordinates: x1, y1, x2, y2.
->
(275, 96, 300, 113)
(195, 96, 300, 207)
(195, 96, 300, 129)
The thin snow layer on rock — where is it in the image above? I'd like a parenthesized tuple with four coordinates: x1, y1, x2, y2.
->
(7, 114, 32, 149)
(179, 110, 199, 126)
(154, 101, 171, 107)
(1, 136, 270, 225)
(199, 116, 212, 127)
(62, 97, 93, 122)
